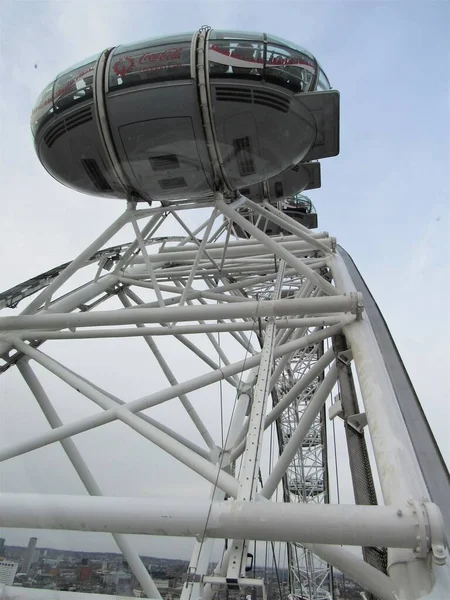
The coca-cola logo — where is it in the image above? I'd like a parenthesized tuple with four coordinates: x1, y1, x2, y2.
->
(139, 47, 183, 64)
(113, 56, 135, 78)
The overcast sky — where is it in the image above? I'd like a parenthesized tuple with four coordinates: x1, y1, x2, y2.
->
(0, 0, 449, 563)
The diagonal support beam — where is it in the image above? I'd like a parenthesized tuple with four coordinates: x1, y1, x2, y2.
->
(17, 359, 162, 600)
(217, 196, 341, 296)
(119, 291, 216, 450)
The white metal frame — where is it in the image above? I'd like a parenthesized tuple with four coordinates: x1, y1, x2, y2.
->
(0, 195, 448, 600)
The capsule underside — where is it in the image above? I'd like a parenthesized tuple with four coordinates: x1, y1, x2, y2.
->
(32, 29, 340, 204)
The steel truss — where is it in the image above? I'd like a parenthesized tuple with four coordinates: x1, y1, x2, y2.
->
(0, 195, 448, 600)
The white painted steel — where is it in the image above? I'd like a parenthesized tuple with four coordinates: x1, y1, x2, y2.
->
(0, 494, 429, 549)
(12, 316, 348, 340)
(0, 295, 358, 331)
(17, 360, 162, 600)
(261, 363, 338, 499)
(0, 200, 447, 600)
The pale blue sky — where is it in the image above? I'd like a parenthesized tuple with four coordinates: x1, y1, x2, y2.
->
(0, 0, 449, 557)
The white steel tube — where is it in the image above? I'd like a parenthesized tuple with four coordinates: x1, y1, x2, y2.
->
(171, 211, 220, 269)
(42, 357, 212, 461)
(119, 292, 216, 450)
(14, 316, 346, 341)
(329, 254, 428, 504)
(177, 207, 218, 308)
(114, 213, 164, 272)
(21, 209, 130, 315)
(217, 198, 340, 296)
(17, 360, 162, 600)
(0, 329, 341, 463)
(123, 287, 240, 388)
(130, 212, 166, 308)
(117, 276, 248, 303)
(161, 232, 330, 252)
(0, 296, 360, 331)
(261, 363, 338, 499)
(0, 273, 119, 358)
(0, 494, 425, 549)
(8, 337, 236, 496)
(229, 347, 337, 462)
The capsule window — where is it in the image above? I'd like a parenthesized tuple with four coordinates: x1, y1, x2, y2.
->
(265, 43, 316, 93)
(317, 68, 331, 91)
(209, 39, 264, 78)
(53, 61, 96, 113)
(31, 81, 54, 136)
(109, 41, 192, 90)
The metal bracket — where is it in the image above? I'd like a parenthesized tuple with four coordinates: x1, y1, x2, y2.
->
(350, 291, 365, 316)
(347, 412, 368, 433)
(337, 349, 353, 366)
(424, 501, 447, 565)
(408, 500, 429, 559)
(329, 398, 343, 420)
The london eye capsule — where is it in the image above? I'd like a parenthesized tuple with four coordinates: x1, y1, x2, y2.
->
(31, 28, 339, 204)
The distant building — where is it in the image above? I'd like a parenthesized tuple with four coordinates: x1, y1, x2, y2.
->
(24, 537, 37, 575)
(0, 559, 19, 585)
(0, 538, 5, 556)
(78, 565, 92, 583)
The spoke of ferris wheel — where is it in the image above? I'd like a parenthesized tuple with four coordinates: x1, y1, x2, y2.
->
(0, 327, 343, 468)
(118, 290, 217, 450)
(17, 360, 163, 600)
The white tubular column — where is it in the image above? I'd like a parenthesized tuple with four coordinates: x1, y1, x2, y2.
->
(329, 252, 447, 599)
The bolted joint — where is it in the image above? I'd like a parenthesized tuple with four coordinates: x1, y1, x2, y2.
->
(423, 501, 447, 565)
(407, 500, 447, 564)
(348, 291, 364, 316)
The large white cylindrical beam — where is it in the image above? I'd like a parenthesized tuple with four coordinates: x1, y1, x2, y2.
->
(329, 254, 428, 505)
(0, 295, 361, 332)
(0, 494, 426, 550)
